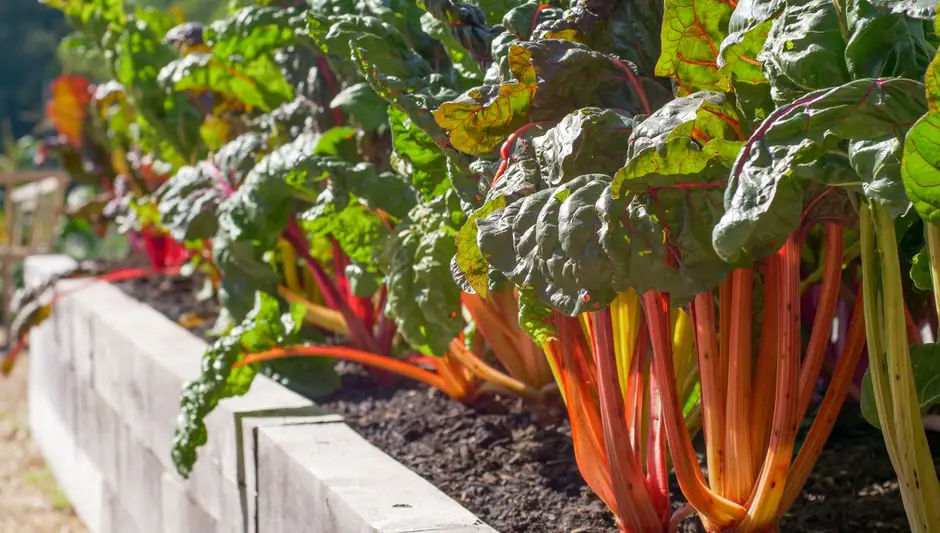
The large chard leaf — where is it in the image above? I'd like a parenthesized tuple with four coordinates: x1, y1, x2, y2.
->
(861, 342, 940, 429)
(158, 53, 294, 111)
(157, 133, 265, 241)
(903, 39, 940, 224)
(172, 292, 336, 476)
(383, 196, 465, 355)
(759, 0, 850, 105)
(843, 0, 936, 82)
(714, 78, 927, 263)
(655, 0, 735, 94)
(389, 107, 449, 199)
(434, 39, 664, 156)
(205, 6, 306, 61)
(454, 107, 636, 296)
(534, 0, 663, 74)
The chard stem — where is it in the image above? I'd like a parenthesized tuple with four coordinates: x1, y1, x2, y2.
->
(742, 234, 801, 530)
(796, 224, 844, 421)
(644, 291, 746, 530)
(863, 203, 940, 533)
(750, 256, 779, 456)
(726, 267, 756, 504)
(690, 291, 726, 496)
(782, 292, 865, 511)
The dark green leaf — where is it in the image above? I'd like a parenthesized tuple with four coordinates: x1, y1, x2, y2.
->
(714, 79, 927, 263)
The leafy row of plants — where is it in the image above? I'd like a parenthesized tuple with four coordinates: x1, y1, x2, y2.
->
(17, 0, 940, 531)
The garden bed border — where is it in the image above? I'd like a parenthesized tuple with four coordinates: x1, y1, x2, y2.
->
(25, 254, 497, 533)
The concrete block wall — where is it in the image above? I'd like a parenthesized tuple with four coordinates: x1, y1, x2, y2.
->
(25, 256, 496, 533)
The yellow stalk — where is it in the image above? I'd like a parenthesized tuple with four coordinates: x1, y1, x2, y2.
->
(278, 286, 349, 335)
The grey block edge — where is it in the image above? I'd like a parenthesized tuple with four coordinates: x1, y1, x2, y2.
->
(25, 255, 499, 533)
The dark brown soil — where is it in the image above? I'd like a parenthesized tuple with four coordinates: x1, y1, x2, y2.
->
(114, 272, 940, 533)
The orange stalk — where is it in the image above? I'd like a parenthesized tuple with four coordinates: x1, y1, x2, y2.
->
(235, 346, 464, 399)
(742, 234, 801, 530)
(725, 267, 755, 503)
(782, 291, 866, 511)
(644, 291, 746, 530)
(446, 338, 544, 400)
(796, 224, 844, 421)
(750, 257, 779, 456)
(690, 291, 726, 496)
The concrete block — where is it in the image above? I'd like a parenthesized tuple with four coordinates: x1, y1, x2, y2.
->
(117, 433, 165, 533)
(210, 374, 321, 483)
(29, 389, 106, 533)
(257, 423, 496, 533)
(161, 473, 219, 533)
(101, 485, 141, 533)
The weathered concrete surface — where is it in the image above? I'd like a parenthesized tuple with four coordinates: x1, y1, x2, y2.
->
(26, 255, 497, 533)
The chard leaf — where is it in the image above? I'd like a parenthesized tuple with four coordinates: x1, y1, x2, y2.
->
(534, 0, 663, 73)
(157, 133, 265, 242)
(655, 0, 734, 94)
(158, 53, 294, 111)
(536, 107, 635, 187)
(843, 0, 935, 81)
(329, 82, 388, 131)
(759, 0, 850, 105)
(903, 112, 940, 223)
(911, 245, 933, 291)
(383, 198, 465, 355)
(205, 6, 305, 61)
(173, 292, 336, 477)
(714, 78, 927, 263)
(862, 343, 940, 428)
(518, 286, 557, 345)
(389, 106, 449, 199)
(435, 40, 662, 156)
(866, 0, 936, 19)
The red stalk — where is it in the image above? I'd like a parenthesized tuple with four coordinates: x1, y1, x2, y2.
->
(781, 290, 866, 511)
(644, 290, 746, 530)
(283, 220, 379, 354)
(796, 224, 843, 421)
(590, 308, 662, 532)
(646, 350, 670, 526)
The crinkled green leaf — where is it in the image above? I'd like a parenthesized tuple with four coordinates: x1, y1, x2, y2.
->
(205, 6, 305, 61)
(173, 292, 336, 477)
(655, 0, 734, 94)
(329, 83, 388, 131)
(535, 107, 635, 188)
(389, 107, 449, 199)
(843, 0, 935, 81)
(383, 199, 464, 355)
(455, 196, 506, 298)
(759, 0, 850, 105)
(436, 40, 662, 156)
(904, 113, 940, 223)
(535, 0, 663, 74)
(159, 53, 293, 111)
(714, 78, 926, 263)
(517, 286, 556, 345)
(862, 342, 940, 428)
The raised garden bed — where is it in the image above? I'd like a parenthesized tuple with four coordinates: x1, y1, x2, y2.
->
(25, 255, 496, 533)
(110, 264, 940, 533)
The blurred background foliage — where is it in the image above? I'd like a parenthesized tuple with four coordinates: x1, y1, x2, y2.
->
(0, 0, 225, 144)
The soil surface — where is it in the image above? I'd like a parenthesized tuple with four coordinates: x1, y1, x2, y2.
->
(0, 358, 87, 533)
(116, 273, 940, 533)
